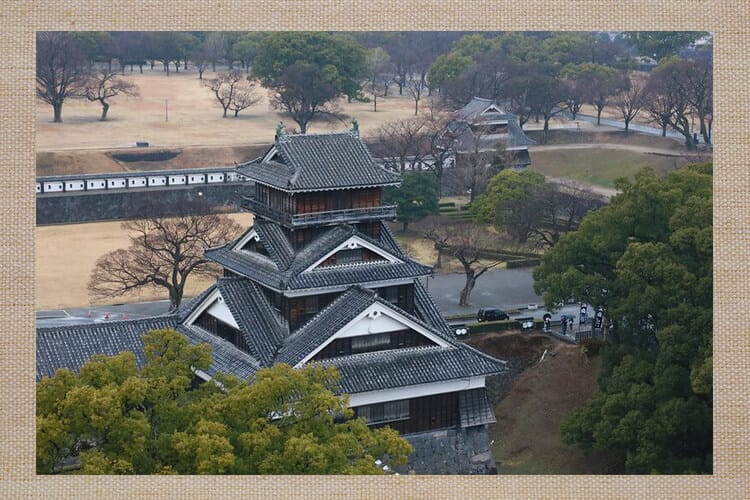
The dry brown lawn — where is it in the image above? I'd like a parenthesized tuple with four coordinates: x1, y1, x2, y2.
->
(467, 331, 624, 474)
(36, 70, 424, 152)
(36, 213, 254, 310)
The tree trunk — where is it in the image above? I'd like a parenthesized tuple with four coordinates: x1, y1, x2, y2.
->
(100, 100, 109, 121)
(199, 69, 204, 80)
(299, 121, 308, 134)
(139, 64, 143, 74)
(596, 107, 602, 125)
(53, 101, 63, 123)
(212, 61, 216, 72)
(234, 109, 239, 117)
(373, 94, 377, 112)
(459, 274, 476, 307)
(624, 118, 630, 132)
(434, 245, 442, 269)
(661, 124, 667, 137)
(402, 221, 409, 232)
(222, 107, 228, 118)
(414, 99, 418, 116)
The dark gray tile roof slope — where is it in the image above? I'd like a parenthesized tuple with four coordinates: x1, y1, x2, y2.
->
(275, 284, 475, 367)
(253, 219, 294, 268)
(237, 132, 401, 192)
(459, 388, 497, 427)
(412, 278, 454, 339)
(457, 97, 514, 121)
(176, 325, 259, 380)
(37, 315, 261, 382)
(274, 286, 379, 366)
(37, 316, 177, 380)
(177, 284, 217, 323)
(215, 278, 286, 366)
(315, 346, 507, 395)
(206, 223, 431, 291)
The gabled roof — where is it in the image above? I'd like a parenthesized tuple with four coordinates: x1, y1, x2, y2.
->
(180, 277, 287, 366)
(36, 315, 259, 381)
(206, 223, 431, 292)
(275, 285, 456, 368)
(456, 97, 516, 122)
(236, 132, 401, 193)
(214, 278, 286, 365)
(314, 345, 507, 395)
(275, 286, 380, 366)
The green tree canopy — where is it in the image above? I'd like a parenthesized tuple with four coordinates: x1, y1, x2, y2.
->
(535, 164, 712, 473)
(470, 169, 546, 223)
(622, 32, 709, 61)
(384, 171, 440, 232)
(37, 329, 412, 475)
(252, 32, 367, 133)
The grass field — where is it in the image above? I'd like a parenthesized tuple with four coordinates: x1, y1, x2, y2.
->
(530, 148, 693, 188)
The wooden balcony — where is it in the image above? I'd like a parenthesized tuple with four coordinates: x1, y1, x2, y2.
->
(241, 196, 397, 227)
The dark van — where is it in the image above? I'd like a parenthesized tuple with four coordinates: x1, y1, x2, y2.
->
(477, 308, 510, 322)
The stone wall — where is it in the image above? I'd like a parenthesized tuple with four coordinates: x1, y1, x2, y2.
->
(36, 184, 250, 225)
(399, 425, 497, 475)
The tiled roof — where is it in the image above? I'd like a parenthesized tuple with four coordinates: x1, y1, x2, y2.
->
(237, 132, 401, 192)
(36, 316, 177, 380)
(206, 223, 431, 291)
(177, 284, 217, 323)
(412, 278, 454, 339)
(37, 314, 262, 382)
(215, 278, 286, 366)
(275, 286, 378, 366)
(253, 219, 294, 268)
(459, 388, 496, 427)
(314, 345, 507, 395)
(456, 97, 515, 121)
(176, 325, 259, 380)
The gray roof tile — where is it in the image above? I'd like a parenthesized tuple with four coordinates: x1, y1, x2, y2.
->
(314, 346, 507, 394)
(215, 278, 286, 366)
(237, 132, 401, 192)
(206, 223, 431, 291)
(459, 388, 496, 427)
(275, 286, 378, 365)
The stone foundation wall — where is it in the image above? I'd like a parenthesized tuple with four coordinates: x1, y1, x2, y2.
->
(36, 184, 249, 225)
(399, 425, 497, 475)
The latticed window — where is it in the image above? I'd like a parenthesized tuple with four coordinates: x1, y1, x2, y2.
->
(357, 400, 410, 424)
(351, 333, 391, 351)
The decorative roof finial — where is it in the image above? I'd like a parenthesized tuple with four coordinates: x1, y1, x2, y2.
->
(351, 118, 359, 136)
(275, 121, 285, 140)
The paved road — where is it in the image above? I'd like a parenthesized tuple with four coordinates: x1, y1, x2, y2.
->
(37, 267, 575, 328)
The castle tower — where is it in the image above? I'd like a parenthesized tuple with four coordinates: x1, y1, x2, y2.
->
(37, 130, 507, 474)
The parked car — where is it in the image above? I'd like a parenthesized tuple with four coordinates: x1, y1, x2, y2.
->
(477, 308, 510, 322)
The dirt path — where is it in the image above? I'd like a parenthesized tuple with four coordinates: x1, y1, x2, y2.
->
(529, 142, 705, 157)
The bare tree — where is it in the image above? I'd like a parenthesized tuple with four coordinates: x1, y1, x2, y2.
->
(502, 181, 605, 248)
(204, 71, 261, 118)
(365, 47, 391, 112)
(82, 70, 140, 121)
(614, 79, 645, 133)
(88, 201, 243, 312)
(203, 32, 229, 72)
(36, 32, 90, 123)
(422, 217, 502, 306)
(454, 126, 512, 202)
(407, 78, 427, 116)
(374, 116, 431, 172)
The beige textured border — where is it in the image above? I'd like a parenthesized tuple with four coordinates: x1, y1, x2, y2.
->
(1, 1, 747, 497)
